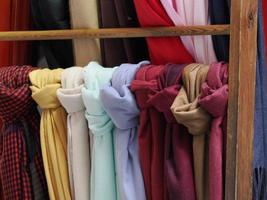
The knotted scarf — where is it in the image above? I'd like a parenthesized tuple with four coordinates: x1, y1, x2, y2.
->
(82, 62, 117, 200)
(57, 67, 91, 200)
(160, 0, 217, 64)
(133, 0, 194, 65)
(171, 64, 210, 200)
(149, 64, 196, 200)
(198, 62, 228, 200)
(131, 64, 166, 200)
(100, 61, 149, 200)
(29, 68, 71, 200)
(0, 66, 48, 200)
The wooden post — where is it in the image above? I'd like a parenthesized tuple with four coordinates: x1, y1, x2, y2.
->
(226, 0, 258, 199)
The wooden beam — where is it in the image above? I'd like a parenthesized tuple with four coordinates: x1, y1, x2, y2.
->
(0, 25, 230, 41)
(226, 0, 258, 199)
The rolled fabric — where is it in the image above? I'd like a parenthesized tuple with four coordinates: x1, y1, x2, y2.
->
(198, 62, 228, 200)
(82, 62, 117, 200)
(57, 67, 91, 200)
(69, 0, 101, 66)
(29, 68, 71, 200)
(148, 64, 196, 200)
(171, 63, 210, 200)
(160, 0, 217, 64)
(100, 61, 148, 200)
(131, 64, 166, 200)
(0, 66, 48, 200)
(209, 0, 230, 62)
(133, 0, 194, 65)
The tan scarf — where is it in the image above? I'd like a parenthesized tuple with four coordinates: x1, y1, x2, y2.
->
(171, 63, 211, 200)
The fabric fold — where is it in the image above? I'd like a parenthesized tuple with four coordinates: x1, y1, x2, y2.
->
(29, 68, 71, 200)
(57, 67, 91, 200)
(82, 62, 117, 200)
(0, 66, 48, 200)
(171, 63, 210, 200)
(100, 61, 148, 200)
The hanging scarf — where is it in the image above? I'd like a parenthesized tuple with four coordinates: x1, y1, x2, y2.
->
(69, 0, 101, 66)
(262, 0, 267, 60)
(131, 64, 166, 200)
(198, 62, 228, 200)
(149, 64, 196, 200)
(82, 62, 117, 200)
(171, 64, 210, 200)
(133, 0, 194, 65)
(253, 2, 267, 199)
(100, 61, 149, 200)
(57, 67, 91, 200)
(29, 68, 71, 200)
(160, 0, 217, 64)
(0, 66, 48, 200)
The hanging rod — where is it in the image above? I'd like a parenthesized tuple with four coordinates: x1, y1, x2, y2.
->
(0, 25, 230, 41)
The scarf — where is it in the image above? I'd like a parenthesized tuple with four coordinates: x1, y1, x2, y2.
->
(131, 64, 166, 200)
(150, 64, 196, 200)
(0, 66, 48, 200)
(69, 0, 101, 66)
(100, 61, 149, 200)
(160, 0, 217, 64)
(171, 63, 210, 200)
(29, 68, 71, 200)
(81, 62, 117, 200)
(133, 0, 194, 65)
(198, 62, 228, 200)
(57, 67, 91, 200)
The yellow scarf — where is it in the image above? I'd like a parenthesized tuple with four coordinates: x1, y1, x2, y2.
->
(29, 68, 71, 200)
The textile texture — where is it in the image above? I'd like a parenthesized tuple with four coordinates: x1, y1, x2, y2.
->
(0, 66, 48, 200)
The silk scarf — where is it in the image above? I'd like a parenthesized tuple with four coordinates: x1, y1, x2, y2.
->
(29, 68, 71, 200)
(82, 62, 117, 200)
(57, 67, 91, 200)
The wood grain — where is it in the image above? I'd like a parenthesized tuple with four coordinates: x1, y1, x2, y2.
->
(0, 25, 230, 41)
(226, 0, 258, 199)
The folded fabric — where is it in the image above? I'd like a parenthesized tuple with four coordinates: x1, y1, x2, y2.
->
(29, 68, 71, 200)
(171, 63, 210, 200)
(133, 0, 194, 65)
(100, 61, 148, 200)
(148, 63, 196, 200)
(0, 66, 48, 200)
(69, 0, 101, 66)
(160, 0, 217, 64)
(98, 0, 148, 67)
(82, 62, 117, 200)
(57, 67, 91, 200)
(131, 64, 166, 200)
(209, 0, 230, 61)
(198, 62, 228, 200)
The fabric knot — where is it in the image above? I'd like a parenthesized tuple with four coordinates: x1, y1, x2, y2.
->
(171, 64, 211, 135)
(100, 62, 148, 129)
(0, 66, 37, 122)
(57, 67, 85, 114)
(29, 68, 63, 110)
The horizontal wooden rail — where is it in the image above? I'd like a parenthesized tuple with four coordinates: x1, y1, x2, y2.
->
(0, 25, 230, 41)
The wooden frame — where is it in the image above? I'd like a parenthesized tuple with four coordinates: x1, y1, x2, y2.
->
(0, 0, 258, 199)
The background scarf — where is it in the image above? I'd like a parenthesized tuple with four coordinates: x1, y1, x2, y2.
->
(0, 66, 48, 200)
(131, 64, 166, 200)
(171, 64, 210, 200)
(57, 67, 91, 200)
(133, 0, 194, 65)
(29, 68, 71, 200)
(100, 61, 148, 200)
(160, 0, 217, 64)
(198, 62, 228, 200)
(82, 62, 117, 200)
(149, 64, 196, 200)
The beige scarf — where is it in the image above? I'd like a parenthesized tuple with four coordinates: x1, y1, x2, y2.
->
(171, 63, 211, 200)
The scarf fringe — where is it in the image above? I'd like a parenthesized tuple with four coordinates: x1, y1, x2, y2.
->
(253, 167, 267, 200)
